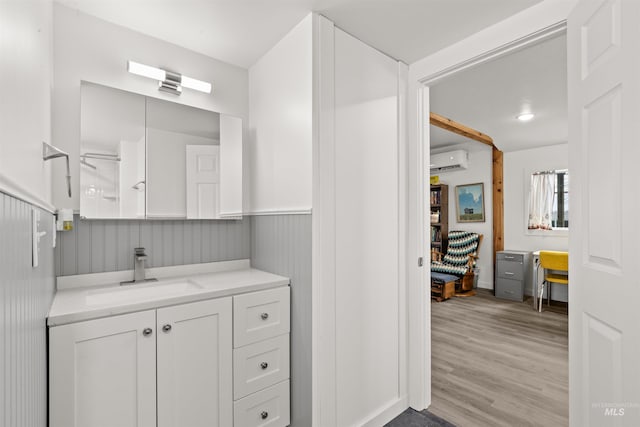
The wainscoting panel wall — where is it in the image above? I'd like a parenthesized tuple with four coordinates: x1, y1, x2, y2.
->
(250, 214, 312, 427)
(55, 215, 250, 276)
(0, 192, 56, 427)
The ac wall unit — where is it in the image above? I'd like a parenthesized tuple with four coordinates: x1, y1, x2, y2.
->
(430, 149, 468, 173)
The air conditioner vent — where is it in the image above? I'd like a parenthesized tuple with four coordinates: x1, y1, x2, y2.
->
(430, 150, 468, 173)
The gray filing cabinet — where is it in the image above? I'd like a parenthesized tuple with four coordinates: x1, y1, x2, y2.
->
(495, 250, 532, 301)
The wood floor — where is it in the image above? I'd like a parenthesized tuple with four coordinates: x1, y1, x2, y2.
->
(428, 290, 568, 427)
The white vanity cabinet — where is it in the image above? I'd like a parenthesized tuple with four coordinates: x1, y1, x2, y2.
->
(50, 298, 233, 427)
(49, 283, 290, 427)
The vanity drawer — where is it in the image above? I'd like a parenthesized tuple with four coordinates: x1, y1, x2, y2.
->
(234, 380, 290, 427)
(495, 277, 524, 301)
(234, 334, 290, 399)
(234, 287, 290, 348)
(496, 260, 524, 281)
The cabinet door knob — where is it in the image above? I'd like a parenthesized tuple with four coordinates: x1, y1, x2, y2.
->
(162, 324, 172, 333)
(260, 312, 269, 320)
(142, 328, 153, 336)
(261, 411, 269, 420)
(260, 362, 269, 370)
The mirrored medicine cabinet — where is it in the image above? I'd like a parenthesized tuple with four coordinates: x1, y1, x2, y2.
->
(80, 81, 242, 220)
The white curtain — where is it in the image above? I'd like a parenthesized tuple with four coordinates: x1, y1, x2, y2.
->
(528, 173, 554, 230)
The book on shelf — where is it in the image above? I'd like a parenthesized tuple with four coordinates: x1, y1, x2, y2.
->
(430, 226, 442, 243)
(430, 190, 441, 205)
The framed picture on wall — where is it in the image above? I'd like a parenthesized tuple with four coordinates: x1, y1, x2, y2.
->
(455, 183, 485, 222)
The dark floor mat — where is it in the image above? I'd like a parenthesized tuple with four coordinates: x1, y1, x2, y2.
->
(385, 408, 456, 427)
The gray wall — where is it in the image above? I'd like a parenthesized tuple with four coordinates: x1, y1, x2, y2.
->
(56, 215, 250, 276)
(250, 214, 312, 427)
(0, 192, 56, 427)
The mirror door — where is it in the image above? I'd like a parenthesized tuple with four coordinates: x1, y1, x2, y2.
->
(80, 81, 243, 220)
(80, 82, 146, 219)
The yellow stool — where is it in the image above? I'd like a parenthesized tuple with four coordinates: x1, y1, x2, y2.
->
(538, 251, 568, 312)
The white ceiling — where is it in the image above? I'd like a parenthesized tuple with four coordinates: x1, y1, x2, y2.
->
(430, 32, 567, 153)
(55, 0, 541, 68)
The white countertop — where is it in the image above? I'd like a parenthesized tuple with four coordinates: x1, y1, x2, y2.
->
(48, 265, 290, 326)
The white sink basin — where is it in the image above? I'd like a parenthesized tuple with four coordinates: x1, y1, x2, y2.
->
(86, 280, 203, 306)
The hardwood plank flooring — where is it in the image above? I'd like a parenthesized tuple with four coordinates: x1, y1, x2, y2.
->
(427, 290, 568, 427)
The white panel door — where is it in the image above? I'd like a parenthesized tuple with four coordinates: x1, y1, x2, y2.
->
(156, 297, 233, 427)
(568, 0, 640, 425)
(219, 114, 243, 217)
(49, 310, 157, 427)
(186, 145, 220, 219)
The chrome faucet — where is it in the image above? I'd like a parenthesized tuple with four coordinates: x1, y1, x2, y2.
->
(121, 247, 157, 285)
(134, 247, 148, 281)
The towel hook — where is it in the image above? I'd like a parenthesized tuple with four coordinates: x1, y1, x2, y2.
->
(42, 142, 72, 197)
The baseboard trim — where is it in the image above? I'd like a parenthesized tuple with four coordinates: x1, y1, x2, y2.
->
(358, 396, 408, 427)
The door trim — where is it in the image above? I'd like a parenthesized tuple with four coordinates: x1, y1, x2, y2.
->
(407, 1, 575, 410)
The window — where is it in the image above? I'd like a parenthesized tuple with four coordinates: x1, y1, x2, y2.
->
(551, 171, 569, 228)
(528, 169, 569, 231)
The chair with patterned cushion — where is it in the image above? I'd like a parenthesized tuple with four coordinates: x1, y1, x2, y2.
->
(431, 231, 482, 298)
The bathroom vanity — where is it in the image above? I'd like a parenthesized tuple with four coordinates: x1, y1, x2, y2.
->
(48, 261, 290, 427)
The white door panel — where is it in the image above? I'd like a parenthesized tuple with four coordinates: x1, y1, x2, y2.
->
(186, 145, 220, 219)
(568, 0, 640, 425)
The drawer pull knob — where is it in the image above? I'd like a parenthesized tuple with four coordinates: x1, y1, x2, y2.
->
(260, 312, 269, 320)
(261, 411, 269, 420)
(142, 328, 153, 337)
(162, 324, 172, 333)
(505, 272, 515, 276)
(260, 362, 269, 370)
(505, 256, 515, 259)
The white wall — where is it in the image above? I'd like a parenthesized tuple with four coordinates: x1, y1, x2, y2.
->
(313, 15, 406, 427)
(431, 143, 493, 289)
(334, 28, 401, 427)
(52, 4, 248, 210)
(504, 143, 569, 301)
(0, 0, 54, 210)
(248, 15, 312, 214)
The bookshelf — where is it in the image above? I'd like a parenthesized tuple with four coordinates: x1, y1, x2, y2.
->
(430, 184, 448, 253)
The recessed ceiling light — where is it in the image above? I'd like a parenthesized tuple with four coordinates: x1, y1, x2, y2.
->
(517, 113, 535, 121)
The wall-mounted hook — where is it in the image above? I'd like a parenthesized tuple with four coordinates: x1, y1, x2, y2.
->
(42, 142, 71, 198)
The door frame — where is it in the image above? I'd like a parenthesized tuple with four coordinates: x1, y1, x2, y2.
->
(406, 1, 577, 410)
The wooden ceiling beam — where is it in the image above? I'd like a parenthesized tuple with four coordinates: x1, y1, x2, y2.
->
(430, 112, 495, 148)
(429, 111, 504, 268)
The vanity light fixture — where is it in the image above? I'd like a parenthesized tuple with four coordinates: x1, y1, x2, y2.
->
(127, 60, 212, 95)
(516, 112, 535, 121)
